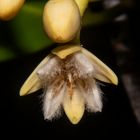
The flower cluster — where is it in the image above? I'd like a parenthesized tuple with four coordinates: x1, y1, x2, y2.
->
(0, 0, 118, 124)
(20, 44, 118, 124)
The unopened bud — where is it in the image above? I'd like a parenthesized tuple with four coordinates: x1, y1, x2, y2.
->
(43, 0, 81, 43)
(0, 0, 25, 20)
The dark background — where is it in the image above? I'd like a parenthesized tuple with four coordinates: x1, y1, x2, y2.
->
(0, 0, 140, 139)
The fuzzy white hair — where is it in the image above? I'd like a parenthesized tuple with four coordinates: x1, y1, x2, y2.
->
(37, 52, 103, 120)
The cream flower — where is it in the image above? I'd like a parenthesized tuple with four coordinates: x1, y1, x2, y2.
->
(20, 44, 118, 124)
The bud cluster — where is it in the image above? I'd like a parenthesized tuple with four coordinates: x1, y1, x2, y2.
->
(1, 0, 118, 124)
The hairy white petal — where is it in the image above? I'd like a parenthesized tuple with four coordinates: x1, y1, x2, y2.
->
(65, 52, 95, 79)
(74, 52, 94, 71)
(85, 83, 102, 112)
(76, 78, 102, 112)
(74, 52, 95, 75)
(37, 56, 62, 81)
(43, 82, 66, 120)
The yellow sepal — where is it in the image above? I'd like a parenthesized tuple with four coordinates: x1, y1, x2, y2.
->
(20, 54, 53, 96)
(81, 47, 118, 85)
(51, 43, 81, 59)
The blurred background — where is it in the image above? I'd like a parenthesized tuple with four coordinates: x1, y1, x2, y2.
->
(0, 0, 140, 139)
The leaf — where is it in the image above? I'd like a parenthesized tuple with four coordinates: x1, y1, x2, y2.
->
(9, 2, 53, 54)
(0, 46, 16, 62)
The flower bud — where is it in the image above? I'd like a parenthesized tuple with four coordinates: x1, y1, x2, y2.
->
(43, 0, 81, 43)
(0, 0, 25, 20)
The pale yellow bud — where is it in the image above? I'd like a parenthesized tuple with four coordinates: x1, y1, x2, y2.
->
(43, 0, 81, 43)
(0, 0, 25, 20)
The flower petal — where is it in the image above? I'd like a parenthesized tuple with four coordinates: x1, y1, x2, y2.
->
(85, 82, 103, 112)
(77, 78, 102, 112)
(63, 87, 85, 124)
(37, 55, 62, 83)
(20, 54, 53, 96)
(43, 81, 66, 120)
(68, 51, 95, 78)
(81, 47, 118, 85)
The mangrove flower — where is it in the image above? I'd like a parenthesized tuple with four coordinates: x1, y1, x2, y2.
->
(19, 0, 118, 124)
(0, 0, 118, 124)
(20, 44, 118, 124)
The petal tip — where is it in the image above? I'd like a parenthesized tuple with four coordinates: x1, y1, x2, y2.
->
(19, 88, 28, 96)
(110, 72, 118, 85)
(19, 88, 25, 96)
(114, 77, 118, 86)
(19, 86, 30, 96)
(69, 116, 82, 125)
(63, 92, 85, 124)
(81, 47, 119, 85)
